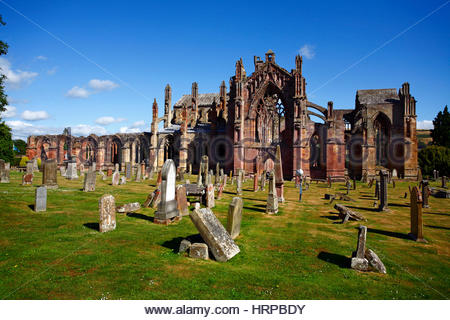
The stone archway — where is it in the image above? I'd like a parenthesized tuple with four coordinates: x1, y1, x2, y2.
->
(373, 112, 391, 167)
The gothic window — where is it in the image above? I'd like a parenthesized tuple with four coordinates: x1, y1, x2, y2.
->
(374, 113, 391, 167)
(310, 134, 321, 169)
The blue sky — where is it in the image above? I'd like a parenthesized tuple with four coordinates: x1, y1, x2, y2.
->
(1, 0, 449, 140)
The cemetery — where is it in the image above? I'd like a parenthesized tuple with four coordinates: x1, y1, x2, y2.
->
(0, 160, 449, 299)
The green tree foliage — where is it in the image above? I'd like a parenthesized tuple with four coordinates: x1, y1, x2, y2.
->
(418, 145, 450, 177)
(430, 105, 450, 148)
(0, 15, 13, 162)
(13, 139, 27, 155)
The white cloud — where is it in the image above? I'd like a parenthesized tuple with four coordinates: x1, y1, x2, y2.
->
(299, 44, 315, 60)
(417, 120, 433, 130)
(88, 79, 119, 91)
(95, 116, 127, 125)
(5, 120, 61, 140)
(47, 66, 57, 75)
(131, 120, 145, 128)
(119, 126, 141, 133)
(21, 110, 50, 121)
(36, 55, 47, 61)
(7, 97, 29, 104)
(0, 57, 38, 89)
(66, 86, 90, 98)
(71, 124, 107, 136)
(2, 105, 17, 118)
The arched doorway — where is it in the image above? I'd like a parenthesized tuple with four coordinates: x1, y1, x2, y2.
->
(309, 133, 326, 178)
(373, 113, 391, 167)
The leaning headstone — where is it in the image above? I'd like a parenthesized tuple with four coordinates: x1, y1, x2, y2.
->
(409, 186, 427, 242)
(83, 167, 96, 192)
(378, 170, 389, 211)
(365, 249, 387, 274)
(22, 173, 33, 185)
(116, 202, 141, 213)
(26, 160, 34, 175)
(274, 145, 284, 202)
(99, 194, 116, 233)
(351, 226, 369, 271)
(34, 186, 47, 212)
(155, 159, 179, 224)
(189, 206, 240, 262)
(42, 159, 58, 189)
(0, 160, 10, 183)
(189, 243, 209, 260)
(266, 171, 279, 214)
(227, 197, 243, 239)
(112, 171, 120, 186)
(176, 185, 189, 216)
(65, 160, 78, 180)
(125, 162, 132, 180)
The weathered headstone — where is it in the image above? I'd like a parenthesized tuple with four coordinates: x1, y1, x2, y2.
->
(236, 169, 243, 195)
(274, 145, 284, 202)
(200, 155, 209, 186)
(215, 163, 220, 186)
(22, 173, 33, 185)
(59, 166, 66, 177)
(120, 176, 127, 185)
(116, 202, 141, 213)
(417, 168, 422, 182)
(227, 197, 243, 239)
(442, 176, 447, 189)
(65, 160, 78, 180)
(392, 168, 398, 179)
(422, 180, 430, 208)
(266, 171, 279, 214)
(260, 170, 266, 191)
(135, 164, 142, 182)
(378, 170, 388, 211)
(189, 206, 240, 262)
(176, 185, 189, 216)
(32, 158, 38, 172)
(189, 243, 209, 260)
(0, 159, 10, 183)
(112, 171, 120, 186)
(34, 186, 47, 212)
(253, 174, 258, 192)
(99, 194, 116, 233)
(217, 183, 224, 200)
(26, 160, 34, 175)
(205, 183, 215, 208)
(42, 159, 58, 189)
(351, 226, 369, 271)
(115, 163, 120, 172)
(155, 159, 179, 224)
(409, 186, 427, 242)
(83, 167, 96, 192)
(125, 162, 132, 180)
(179, 239, 191, 253)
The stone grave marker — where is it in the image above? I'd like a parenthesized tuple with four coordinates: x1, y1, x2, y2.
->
(236, 169, 243, 195)
(215, 163, 220, 186)
(205, 183, 215, 208)
(34, 186, 47, 212)
(120, 176, 127, 185)
(189, 206, 240, 262)
(176, 185, 189, 216)
(155, 159, 179, 224)
(422, 180, 430, 208)
(442, 176, 447, 189)
(266, 171, 278, 214)
(253, 174, 258, 192)
(125, 162, 132, 180)
(274, 145, 284, 202)
(42, 159, 58, 189)
(99, 194, 116, 233)
(260, 170, 266, 191)
(112, 171, 120, 186)
(22, 173, 33, 185)
(65, 160, 78, 180)
(32, 158, 38, 172)
(83, 167, 96, 192)
(378, 170, 389, 211)
(26, 160, 34, 175)
(0, 159, 10, 183)
(135, 165, 142, 182)
(351, 226, 369, 271)
(409, 186, 427, 242)
(116, 202, 141, 213)
(227, 197, 243, 239)
(189, 243, 209, 260)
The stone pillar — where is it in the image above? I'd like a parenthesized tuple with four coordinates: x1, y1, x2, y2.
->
(409, 186, 426, 242)
(274, 145, 284, 202)
(378, 170, 388, 211)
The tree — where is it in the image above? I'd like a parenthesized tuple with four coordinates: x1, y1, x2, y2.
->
(0, 15, 13, 163)
(430, 105, 450, 148)
(419, 145, 450, 177)
(13, 139, 27, 155)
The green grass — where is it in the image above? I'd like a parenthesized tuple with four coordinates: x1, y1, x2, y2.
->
(0, 171, 449, 299)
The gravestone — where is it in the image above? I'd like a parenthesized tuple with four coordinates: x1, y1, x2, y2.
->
(260, 170, 266, 191)
(217, 183, 224, 200)
(42, 159, 58, 189)
(179, 239, 191, 253)
(266, 172, 279, 214)
(125, 162, 132, 180)
(112, 171, 120, 186)
(197, 163, 203, 186)
(120, 176, 127, 185)
(188, 163, 192, 175)
(227, 197, 243, 239)
(417, 168, 422, 182)
(215, 163, 220, 186)
(253, 174, 258, 192)
(155, 159, 179, 224)
(22, 173, 33, 185)
(220, 168, 224, 184)
(421, 180, 430, 208)
(351, 226, 369, 271)
(107, 168, 113, 176)
(83, 167, 96, 192)
(362, 171, 368, 183)
(59, 166, 66, 177)
(26, 160, 34, 175)
(374, 180, 379, 199)
(65, 160, 78, 180)
(34, 186, 47, 212)
(32, 158, 38, 172)
(200, 155, 209, 186)
(99, 194, 116, 233)
(189, 243, 209, 260)
(409, 186, 427, 242)
(236, 169, 243, 195)
(115, 163, 120, 172)
(442, 176, 447, 189)
(116, 202, 141, 213)
(205, 183, 215, 208)
(346, 180, 351, 195)
(0, 160, 10, 183)
(189, 206, 240, 262)
(135, 164, 142, 182)
(392, 168, 398, 179)
(378, 170, 389, 211)
(274, 145, 284, 202)
(176, 185, 189, 216)
(156, 170, 162, 186)
(327, 175, 332, 188)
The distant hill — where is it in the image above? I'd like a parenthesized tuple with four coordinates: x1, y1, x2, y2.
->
(417, 129, 432, 149)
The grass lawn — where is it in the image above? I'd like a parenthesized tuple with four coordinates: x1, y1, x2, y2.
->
(0, 170, 449, 300)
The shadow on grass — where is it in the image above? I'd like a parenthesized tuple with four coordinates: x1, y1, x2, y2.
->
(161, 234, 204, 253)
(28, 204, 34, 211)
(424, 212, 450, 217)
(365, 227, 410, 240)
(244, 206, 265, 213)
(425, 225, 450, 230)
(389, 203, 409, 208)
(317, 251, 350, 268)
(321, 213, 340, 221)
(83, 222, 99, 231)
(126, 212, 154, 222)
(346, 205, 379, 212)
